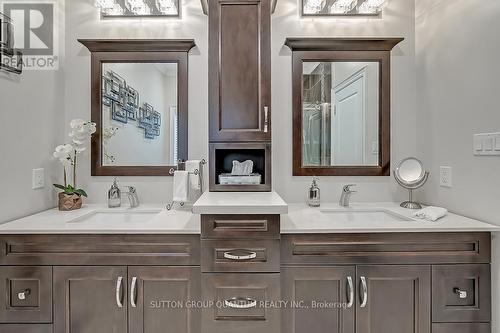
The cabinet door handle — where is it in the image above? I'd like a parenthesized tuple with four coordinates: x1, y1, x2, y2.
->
(17, 289, 31, 300)
(346, 276, 354, 308)
(223, 250, 257, 261)
(263, 106, 269, 133)
(224, 297, 257, 309)
(131, 277, 138, 308)
(360, 276, 368, 308)
(116, 276, 124, 308)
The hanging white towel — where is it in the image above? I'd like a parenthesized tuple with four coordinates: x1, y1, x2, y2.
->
(413, 206, 448, 222)
(173, 171, 189, 203)
(186, 160, 201, 189)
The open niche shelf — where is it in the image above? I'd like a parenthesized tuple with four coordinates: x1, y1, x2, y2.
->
(209, 143, 271, 192)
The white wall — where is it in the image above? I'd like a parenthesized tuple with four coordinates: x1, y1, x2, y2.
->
(64, 0, 208, 204)
(64, 0, 417, 205)
(0, 0, 66, 223)
(0, 70, 64, 223)
(272, 0, 418, 203)
(415, 0, 500, 330)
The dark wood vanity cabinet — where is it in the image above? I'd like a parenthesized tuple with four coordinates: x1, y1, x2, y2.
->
(0, 232, 493, 333)
(209, 0, 271, 142)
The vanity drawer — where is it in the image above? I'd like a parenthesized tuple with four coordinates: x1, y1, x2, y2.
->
(0, 325, 53, 333)
(281, 233, 491, 265)
(432, 264, 491, 323)
(201, 214, 280, 239)
(202, 273, 280, 333)
(0, 266, 52, 323)
(432, 323, 490, 333)
(0, 235, 200, 266)
(201, 240, 280, 272)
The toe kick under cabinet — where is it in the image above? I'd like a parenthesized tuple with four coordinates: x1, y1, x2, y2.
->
(0, 230, 492, 333)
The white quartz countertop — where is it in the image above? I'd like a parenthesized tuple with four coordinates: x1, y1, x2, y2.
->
(192, 191, 288, 214)
(0, 204, 200, 234)
(0, 202, 497, 235)
(282, 202, 500, 233)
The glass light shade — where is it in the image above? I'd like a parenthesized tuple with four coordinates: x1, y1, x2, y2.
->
(125, 0, 150, 15)
(303, 0, 326, 14)
(358, 0, 386, 13)
(95, 0, 117, 9)
(104, 3, 125, 15)
(330, 0, 357, 14)
(156, 0, 178, 15)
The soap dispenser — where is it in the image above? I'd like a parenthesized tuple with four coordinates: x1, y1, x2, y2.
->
(307, 177, 321, 207)
(108, 178, 121, 208)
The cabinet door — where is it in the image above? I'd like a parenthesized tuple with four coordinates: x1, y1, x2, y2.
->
(128, 267, 201, 333)
(357, 265, 431, 333)
(209, 0, 271, 142)
(54, 266, 128, 333)
(282, 266, 355, 333)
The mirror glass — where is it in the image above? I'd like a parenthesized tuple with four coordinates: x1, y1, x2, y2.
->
(302, 61, 379, 167)
(101, 62, 178, 166)
(396, 158, 424, 183)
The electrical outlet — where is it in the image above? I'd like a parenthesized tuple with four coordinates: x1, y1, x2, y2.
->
(439, 166, 452, 188)
(32, 168, 45, 189)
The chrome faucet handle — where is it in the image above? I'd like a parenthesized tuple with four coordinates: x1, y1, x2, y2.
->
(343, 184, 357, 193)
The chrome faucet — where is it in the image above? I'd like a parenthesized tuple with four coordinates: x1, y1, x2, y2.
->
(123, 186, 140, 208)
(339, 184, 357, 207)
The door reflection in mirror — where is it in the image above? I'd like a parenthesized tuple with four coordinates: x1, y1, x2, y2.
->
(302, 61, 379, 167)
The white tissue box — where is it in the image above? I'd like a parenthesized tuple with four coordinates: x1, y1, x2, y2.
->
(218, 173, 261, 185)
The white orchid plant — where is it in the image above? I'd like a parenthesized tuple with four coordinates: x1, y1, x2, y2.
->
(53, 119, 97, 198)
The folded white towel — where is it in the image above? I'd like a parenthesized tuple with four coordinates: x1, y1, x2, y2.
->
(173, 171, 189, 203)
(413, 206, 448, 221)
(231, 160, 253, 176)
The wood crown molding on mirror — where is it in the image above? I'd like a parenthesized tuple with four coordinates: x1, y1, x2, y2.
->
(285, 37, 404, 177)
(79, 39, 195, 176)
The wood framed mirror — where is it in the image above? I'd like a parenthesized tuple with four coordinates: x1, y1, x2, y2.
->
(79, 39, 195, 176)
(285, 37, 403, 176)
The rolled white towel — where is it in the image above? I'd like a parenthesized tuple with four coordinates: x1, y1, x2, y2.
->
(413, 206, 448, 221)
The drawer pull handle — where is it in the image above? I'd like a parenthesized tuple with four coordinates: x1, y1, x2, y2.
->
(454, 288, 467, 299)
(346, 276, 354, 308)
(131, 277, 138, 308)
(116, 276, 124, 308)
(17, 289, 31, 300)
(223, 250, 257, 261)
(360, 276, 368, 308)
(225, 297, 257, 309)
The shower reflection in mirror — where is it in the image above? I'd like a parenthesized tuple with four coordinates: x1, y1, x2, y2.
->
(302, 61, 379, 167)
(101, 63, 178, 167)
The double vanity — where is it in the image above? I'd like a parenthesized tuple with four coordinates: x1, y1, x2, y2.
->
(0, 192, 496, 333)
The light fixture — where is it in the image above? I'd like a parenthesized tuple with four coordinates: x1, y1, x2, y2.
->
(303, 0, 326, 14)
(125, 0, 151, 15)
(95, 0, 117, 9)
(358, 0, 386, 14)
(156, 0, 178, 15)
(330, 0, 357, 14)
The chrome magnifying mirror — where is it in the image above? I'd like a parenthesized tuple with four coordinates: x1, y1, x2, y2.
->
(394, 157, 429, 209)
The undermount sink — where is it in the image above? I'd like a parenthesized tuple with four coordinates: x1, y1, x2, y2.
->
(320, 208, 413, 223)
(68, 210, 161, 226)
